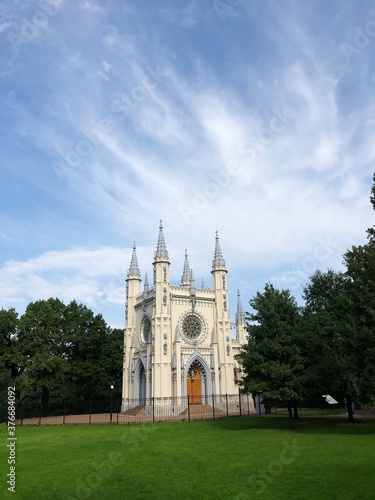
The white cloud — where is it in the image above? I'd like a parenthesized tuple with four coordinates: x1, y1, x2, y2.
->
(0, 0, 374, 325)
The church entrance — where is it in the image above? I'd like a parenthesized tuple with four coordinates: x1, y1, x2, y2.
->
(139, 364, 146, 404)
(187, 364, 202, 404)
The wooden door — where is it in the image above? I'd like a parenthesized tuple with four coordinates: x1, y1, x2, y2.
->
(187, 366, 201, 404)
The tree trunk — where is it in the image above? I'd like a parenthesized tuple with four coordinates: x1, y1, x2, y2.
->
(41, 386, 50, 405)
(287, 403, 295, 429)
(346, 397, 354, 423)
(293, 403, 299, 419)
(287, 403, 293, 419)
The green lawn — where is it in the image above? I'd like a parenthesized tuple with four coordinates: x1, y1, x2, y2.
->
(1, 416, 375, 499)
(273, 407, 347, 416)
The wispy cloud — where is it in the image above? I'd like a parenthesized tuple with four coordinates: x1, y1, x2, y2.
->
(0, 0, 373, 324)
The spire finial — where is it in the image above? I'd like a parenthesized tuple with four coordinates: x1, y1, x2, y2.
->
(154, 220, 169, 261)
(127, 241, 141, 278)
(212, 230, 226, 270)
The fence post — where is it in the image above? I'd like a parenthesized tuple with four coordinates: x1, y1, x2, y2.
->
(212, 394, 215, 420)
(239, 390, 242, 416)
(38, 402, 42, 425)
(89, 399, 92, 425)
(63, 400, 66, 425)
(226, 393, 229, 418)
(116, 399, 119, 424)
(187, 396, 191, 422)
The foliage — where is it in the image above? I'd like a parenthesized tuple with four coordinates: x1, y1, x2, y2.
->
(236, 284, 304, 416)
(0, 299, 123, 407)
(238, 174, 375, 422)
(0, 308, 19, 415)
(302, 269, 359, 420)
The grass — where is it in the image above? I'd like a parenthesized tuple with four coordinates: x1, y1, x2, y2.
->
(1, 416, 375, 499)
(273, 407, 346, 416)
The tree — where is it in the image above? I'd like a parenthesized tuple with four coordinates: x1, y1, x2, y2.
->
(15, 298, 124, 405)
(302, 269, 359, 421)
(17, 298, 68, 404)
(236, 283, 304, 419)
(342, 174, 375, 407)
(100, 327, 124, 401)
(0, 309, 19, 420)
(366, 172, 375, 241)
(64, 301, 114, 400)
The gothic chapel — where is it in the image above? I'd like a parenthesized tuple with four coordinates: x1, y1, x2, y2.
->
(121, 221, 249, 415)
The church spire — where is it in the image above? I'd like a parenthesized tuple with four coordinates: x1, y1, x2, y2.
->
(154, 219, 169, 261)
(143, 271, 149, 293)
(127, 241, 141, 278)
(212, 230, 226, 271)
(190, 267, 196, 296)
(236, 290, 246, 325)
(181, 249, 190, 286)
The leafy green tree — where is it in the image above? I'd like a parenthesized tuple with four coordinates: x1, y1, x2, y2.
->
(342, 174, 375, 406)
(303, 269, 359, 421)
(366, 172, 375, 241)
(0, 308, 19, 420)
(15, 298, 124, 405)
(236, 283, 304, 419)
(100, 327, 124, 401)
(64, 301, 113, 400)
(17, 298, 68, 404)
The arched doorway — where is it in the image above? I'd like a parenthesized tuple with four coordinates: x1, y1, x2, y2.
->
(139, 364, 146, 404)
(187, 363, 202, 404)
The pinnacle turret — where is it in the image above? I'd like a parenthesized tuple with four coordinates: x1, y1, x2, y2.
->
(127, 241, 141, 278)
(143, 272, 149, 293)
(212, 230, 226, 271)
(154, 219, 169, 261)
(235, 290, 246, 325)
(181, 249, 190, 285)
(190, 267, 196, 296)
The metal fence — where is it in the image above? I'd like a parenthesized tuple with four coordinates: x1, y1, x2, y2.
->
(14, 393, 255, 425)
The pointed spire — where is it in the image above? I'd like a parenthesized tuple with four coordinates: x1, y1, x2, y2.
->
(154, 219, 169, 261)
(127, 241, 141, 278)
(212, 230, 226, 271)
(190, 267, 196, 296)
(236, 290, 246, 325)
(143, 272, 149, 293)
(181, 249, 190, 285)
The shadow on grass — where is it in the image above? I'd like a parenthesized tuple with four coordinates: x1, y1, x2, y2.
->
(203, 415, 375, 435)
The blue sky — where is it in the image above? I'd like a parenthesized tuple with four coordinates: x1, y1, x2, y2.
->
(0, 0, 374, 327)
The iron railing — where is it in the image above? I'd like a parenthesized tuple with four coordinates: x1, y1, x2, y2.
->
(14, 393, 255, 425)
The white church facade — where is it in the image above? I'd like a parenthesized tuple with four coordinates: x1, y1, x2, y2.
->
(121, 221, 251, 415)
